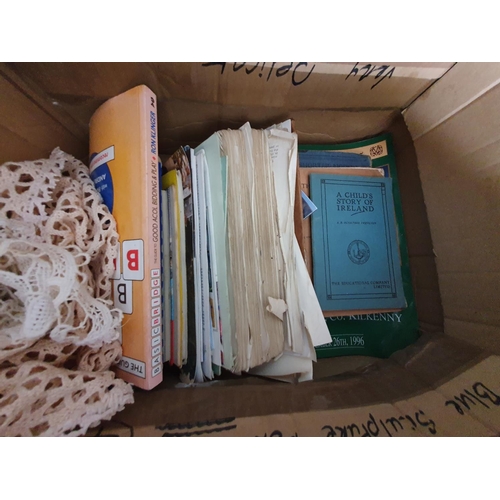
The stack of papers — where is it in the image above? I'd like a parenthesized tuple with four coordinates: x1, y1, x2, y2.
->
(160, 121, 331, 382)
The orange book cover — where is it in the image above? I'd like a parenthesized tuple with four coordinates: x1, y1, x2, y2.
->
(89, 85, 162, 390)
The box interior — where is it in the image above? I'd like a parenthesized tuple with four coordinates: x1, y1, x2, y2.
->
(1, 62, 498, 430)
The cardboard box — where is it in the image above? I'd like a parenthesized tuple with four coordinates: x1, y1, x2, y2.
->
(1, 62, 499, 436)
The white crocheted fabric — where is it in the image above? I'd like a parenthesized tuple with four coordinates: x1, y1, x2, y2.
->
(0, 149, 133, 437)
(0, 238, 120, 347)
(0, 360, 133, 437)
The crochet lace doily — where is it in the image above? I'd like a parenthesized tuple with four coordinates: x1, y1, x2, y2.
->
(0, 149, 133, 437)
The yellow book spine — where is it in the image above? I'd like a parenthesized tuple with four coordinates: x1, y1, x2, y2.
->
(89, 85, 162, 390)
(163, 170, 184, 366)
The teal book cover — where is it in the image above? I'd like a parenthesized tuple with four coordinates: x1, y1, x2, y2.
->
(299, 134, 419, 358)
(310, 174, 405, 311)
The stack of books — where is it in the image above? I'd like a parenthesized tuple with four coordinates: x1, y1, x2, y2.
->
(89, 85, 419, 390)
(161, 121, 332, 384)
(298, 136, 419, 358)
(90, 86, 330, 389)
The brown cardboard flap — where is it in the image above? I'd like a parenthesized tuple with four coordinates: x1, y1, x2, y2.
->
(89, 351, 500, 437)
(0, 67, 86, 164)
(444, 319, 500, 354)
(404, 62, 500, 140)
(85, 335, 500, 436)
(414, 289, 444, 329)
(153, 62, 452, 110)
(12, 62, 452, 111)
(0, 123, 49, 165)
(6, 62, 450, 157)
(407, 65, 500, 348)
(409, 255, 442, 291)
(441, 274, 500, 325)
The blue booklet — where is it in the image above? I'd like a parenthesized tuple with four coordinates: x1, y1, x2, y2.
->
(299, 150, 371, 168)
(310, 173, 406, 312)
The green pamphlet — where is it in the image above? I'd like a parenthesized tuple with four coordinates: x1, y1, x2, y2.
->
(299, 133, 419, 358)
